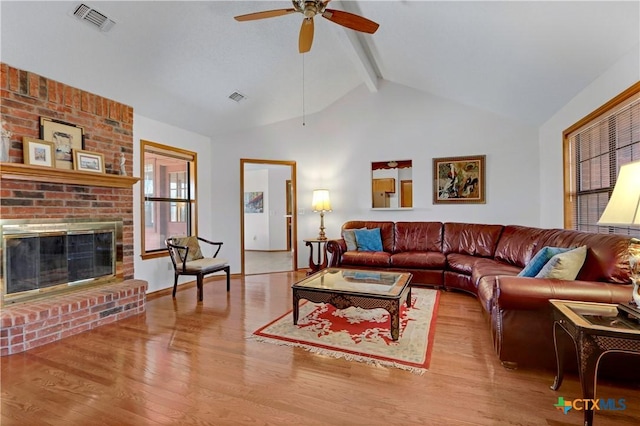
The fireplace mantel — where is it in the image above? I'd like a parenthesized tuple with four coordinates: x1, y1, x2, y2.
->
(0, 162, 139, 188)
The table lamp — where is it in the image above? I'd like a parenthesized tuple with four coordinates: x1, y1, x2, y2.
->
(597, 160, 640, 307)
(312, 189, 331, 240)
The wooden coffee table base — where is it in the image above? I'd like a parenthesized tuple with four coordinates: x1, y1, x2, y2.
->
(292, 286, 412, 341)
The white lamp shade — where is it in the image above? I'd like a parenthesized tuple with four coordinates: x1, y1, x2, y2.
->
(312, 189, 331, 212)
(597, 160, 640, 225)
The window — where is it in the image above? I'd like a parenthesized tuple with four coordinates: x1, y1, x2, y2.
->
(141, 140, 197, 258)
(564, 82, 640, 237)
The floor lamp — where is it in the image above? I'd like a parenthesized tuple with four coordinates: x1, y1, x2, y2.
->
(312, 189, 331, 240)
(597, 160, 640, 307)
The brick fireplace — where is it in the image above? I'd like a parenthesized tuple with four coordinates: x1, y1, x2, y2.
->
(1, 63, 146, 355)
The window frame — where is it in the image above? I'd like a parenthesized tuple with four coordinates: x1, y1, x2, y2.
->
(563, 82, 640, 234)
(140, 140, 198, 260)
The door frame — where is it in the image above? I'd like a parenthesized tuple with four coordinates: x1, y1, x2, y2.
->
(240, 159, 297, 275)
(286, 179, 293, 251)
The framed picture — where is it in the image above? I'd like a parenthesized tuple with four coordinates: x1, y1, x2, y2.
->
(74, 149, 105, 173)
(433, 155, 486, 204)
(40, 117, 84, 170)
(22, 137, 55, 167)
(244, 191, 264, 213)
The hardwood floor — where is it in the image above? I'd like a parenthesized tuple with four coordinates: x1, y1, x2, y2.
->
(2, 272, 639, 425)
(244, 250, 294, 275)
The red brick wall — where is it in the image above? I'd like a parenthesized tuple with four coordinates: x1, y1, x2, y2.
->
(0, 63, 134, 279)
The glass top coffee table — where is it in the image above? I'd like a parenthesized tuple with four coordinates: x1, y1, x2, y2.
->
(292, 268, 413, 340)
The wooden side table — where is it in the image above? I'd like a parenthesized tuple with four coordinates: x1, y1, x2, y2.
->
(549, 299, 640, 426)
(303, 238, 329, 275)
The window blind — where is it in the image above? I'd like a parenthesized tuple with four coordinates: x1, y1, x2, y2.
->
(565, 89, 640, 236)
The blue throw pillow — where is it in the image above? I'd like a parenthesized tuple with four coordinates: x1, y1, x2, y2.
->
(354, 228, 383, 252)
(518, 246, 572, 277)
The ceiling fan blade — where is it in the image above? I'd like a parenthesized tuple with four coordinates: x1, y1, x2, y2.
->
(234, 8, 296, 22)
(322, 9, 379, 34)
(299, 18, 314, 53)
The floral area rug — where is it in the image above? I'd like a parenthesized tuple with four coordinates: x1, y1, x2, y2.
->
(251, 288, 440, 374)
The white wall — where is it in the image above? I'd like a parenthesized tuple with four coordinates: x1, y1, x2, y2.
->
(210, 80, 540, 268)
(539, 46, 640, 228)
(244, 169, 269, 250)
(133, 114, 215, 293)
(243, 167, 290, 251)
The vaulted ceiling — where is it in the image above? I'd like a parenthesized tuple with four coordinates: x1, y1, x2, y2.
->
(2, 1, 638, 137)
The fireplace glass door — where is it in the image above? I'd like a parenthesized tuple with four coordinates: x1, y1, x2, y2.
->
(4, 231, 115, 297)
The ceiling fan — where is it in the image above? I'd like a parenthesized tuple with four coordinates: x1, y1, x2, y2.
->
(234, 0, 379, 53)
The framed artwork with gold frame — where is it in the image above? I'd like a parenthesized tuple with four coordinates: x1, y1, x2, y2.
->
(22, 137, 56, 167)
(433, 155, 486, 204)
(74, 149, 105, 173)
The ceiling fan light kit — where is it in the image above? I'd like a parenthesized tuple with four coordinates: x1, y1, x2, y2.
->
(234, 0, 379, 53)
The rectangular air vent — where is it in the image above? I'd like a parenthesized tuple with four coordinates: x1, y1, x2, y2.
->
(72, 3, 115, 32)
(229, 91, 247, 102)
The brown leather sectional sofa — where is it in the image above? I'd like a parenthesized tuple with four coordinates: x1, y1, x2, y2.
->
(326, 220, 634, 369)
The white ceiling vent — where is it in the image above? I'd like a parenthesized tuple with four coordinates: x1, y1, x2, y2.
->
(229, 92, 247, 103)
(72, 3, 115, 32)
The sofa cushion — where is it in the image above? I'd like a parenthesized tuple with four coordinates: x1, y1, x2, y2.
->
(472, 258, 521, 287)
(518, 246, 572, 277)
(473, 258, 522, 278)
(535, 245, 587, 280)
(443, 222, 504, 257)
(494, 225, 550, 268)
(390, 251, 446, 269)
(183, 257, 228, 272)
(471, 258, 520, 287)
(354, 228, 383, 251)
(446, 253, 478, 274)
(341, 251, 391, 267)
(394, 222, 443, 253)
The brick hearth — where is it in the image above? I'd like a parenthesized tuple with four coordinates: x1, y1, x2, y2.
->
(1, 279, 147, 356)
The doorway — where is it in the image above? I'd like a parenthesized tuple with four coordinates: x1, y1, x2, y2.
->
(241, 159, 297, 275)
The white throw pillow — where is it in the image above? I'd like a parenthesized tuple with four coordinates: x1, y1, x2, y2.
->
(534, 245, 587, 280)
(343, 228, 365, 252)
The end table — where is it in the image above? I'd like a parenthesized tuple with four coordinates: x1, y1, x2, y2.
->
(303, 238, 329, 275)
(549, 299, 640, 426)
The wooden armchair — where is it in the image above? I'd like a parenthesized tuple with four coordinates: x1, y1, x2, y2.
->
(166, 236, 230, 302)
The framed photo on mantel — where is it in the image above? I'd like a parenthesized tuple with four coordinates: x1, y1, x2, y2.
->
(22, 137, 55, 168)
(40, 117, 84, 170)
(74, 149, 105, 174)
(433, 155, 486, 204)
